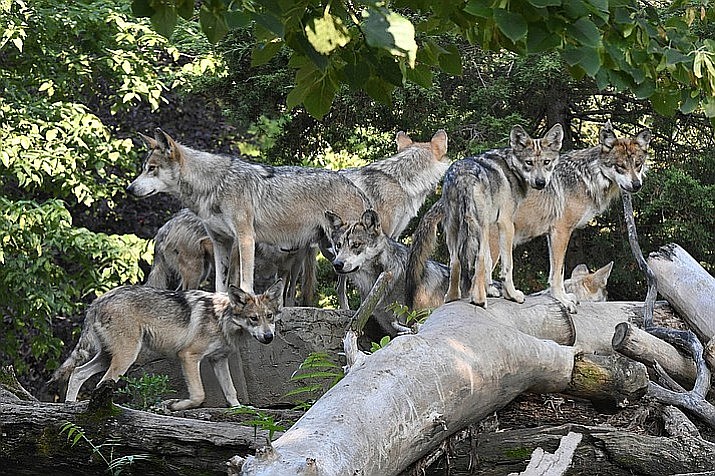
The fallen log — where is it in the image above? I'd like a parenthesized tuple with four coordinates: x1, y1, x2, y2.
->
(647, 243, 715, 342)
(0, 378, 273, 476)
(231, 300, 649, 476)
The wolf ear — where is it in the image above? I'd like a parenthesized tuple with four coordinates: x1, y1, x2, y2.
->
(138, 132, 157, 149)
(154, 128, 177, 155)
(228, 284, 250, 308)
(570, 264, 590, 279)
(509, 125, 532, 149)
(430, 129, 448, 158)
(543, 123, 564, 152)
(361, 209, 381, 233)
(635, 129, 651, 150)
(325, 210, 344, 231)
(592, 261, 614, 286)
(264, 279, 285, 308)
(599, 120, 617, 151)
(395, 131, 412, 151)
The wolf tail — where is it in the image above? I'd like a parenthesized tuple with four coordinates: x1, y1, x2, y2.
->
(406, 199, 446, 308)
(47, 307, 101, 385)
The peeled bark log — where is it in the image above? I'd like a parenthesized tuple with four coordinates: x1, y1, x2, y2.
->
(233, 300, 649, 476)
(613, 322, 697, 387)
(648, 243, 715, 341)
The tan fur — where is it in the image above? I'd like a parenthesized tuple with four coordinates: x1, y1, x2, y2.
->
(491, 120, 650, 312)
(52, 281, 283, 410)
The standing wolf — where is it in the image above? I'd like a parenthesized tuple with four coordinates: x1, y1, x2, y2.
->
(498, 120, 650, 312)
(437, 124, 564, 307)
(127, 129, 370, 294)
(49, 280, 284, 410)
(325, 209, 449, 335)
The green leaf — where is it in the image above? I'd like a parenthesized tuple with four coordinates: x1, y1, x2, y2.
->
(364, 76, 394, 104)
(438, 44, 462, 75)
(562, 45, 601, 77)
(251, 41, 283, 67)
(303, 76, 336, 119)
(633, 79, 655, 99)
(150, 4, 177, 39)
(650, 89, 680, 117)
(567, 17, 601, 47)
(664, 48, 691, 66)
(362, 6, 417, 67)
(176, 0, 193, 20)
(200, 0, 228, 44)
(493, 8, 527, 43)
(526, 0, 562, 6)
(305, 11, 351, 55)
(526, 23, 561, 53)
(406, 63, 433, 88)
(342, 59, 371, 89)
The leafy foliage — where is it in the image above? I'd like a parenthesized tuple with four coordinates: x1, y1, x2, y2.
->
(285, 352, 344, 407)
(117, 373, 175, 410)
(60, 421, 151, 475)
(133, 0, 715, 119)
(226, 405, 287, 441)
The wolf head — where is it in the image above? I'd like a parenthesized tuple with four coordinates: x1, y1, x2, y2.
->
(394, 129, 449, 163)
(127, 128, 182, 198)
(227, 280, 284, 344)
(564, 261, 613, 302)
(325, 209, 383, 274)
(598, 120, 650, 193)
(509, 123, 564, 190)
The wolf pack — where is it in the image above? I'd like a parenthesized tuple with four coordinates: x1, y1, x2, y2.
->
(51, 120, 650, 410)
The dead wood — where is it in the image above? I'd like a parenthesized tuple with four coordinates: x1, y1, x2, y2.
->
(507, 431, 582, 476)
(232, 300, 650, 476)
(613, 322, 697, 387)
(0, 380, 272, 476)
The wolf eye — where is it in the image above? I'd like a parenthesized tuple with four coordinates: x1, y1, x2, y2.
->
(614, 164, 625, 172)
(147, 165, 157, 173)
(249, 316, 259, 322)
(335, 242, 342, 250)
(543, 160, 551, 166)
(525, 160, 534, 167)
(351, 242, 361, 250)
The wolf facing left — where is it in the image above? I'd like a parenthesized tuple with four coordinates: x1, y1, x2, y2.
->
(439, 123, 564, 307)
(127, 128, 370, 295)
(49, 280, 284, 410)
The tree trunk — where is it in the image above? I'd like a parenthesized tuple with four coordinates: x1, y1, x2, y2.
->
(233, 299, 649, 476)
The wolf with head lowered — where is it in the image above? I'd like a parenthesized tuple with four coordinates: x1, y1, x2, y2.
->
(49, 280, 284, 410)
(406, 124, 564, 308)
(127, 129, 370, 294)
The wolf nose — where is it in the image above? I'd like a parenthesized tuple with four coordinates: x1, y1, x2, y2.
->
(126, 183, 135, 194)
(630, 180, 642, 192)
(333, 261, 344, 272)
(260, 332, 274, 344)
(534, 178, 546, 189)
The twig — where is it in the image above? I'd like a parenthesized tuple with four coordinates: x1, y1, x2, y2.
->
(350, 270, 393, 334)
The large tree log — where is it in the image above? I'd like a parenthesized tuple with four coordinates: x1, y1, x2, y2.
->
(232, 300, 649, 476)
(647, 243, 715, 342)
(0, 379, 274, 476)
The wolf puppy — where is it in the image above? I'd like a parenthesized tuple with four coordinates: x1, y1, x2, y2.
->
(128, 129, 369, 294)
(502, 120, 650, 312)
(326, 209, 449, 335)
(440, 124, 564, 307)
(50, 280, 284, 410)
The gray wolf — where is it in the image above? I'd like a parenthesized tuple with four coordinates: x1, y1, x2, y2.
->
(333, 129, 449, 309)
(501, 120, 650, 312)
(147, 208, 315, 305)
(325, 209, 449, 335)
(564, 261, 613, 302)
(50, 280, 284, 410)
(127, 128, 370, 295)
(438, 123, 564, 307)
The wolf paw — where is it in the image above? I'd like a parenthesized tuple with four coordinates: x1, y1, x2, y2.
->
(444, 291, 461, 303)
(507, 289, 525, 304)
(468, 297, 487, 308)
(552, 291, 579, 313)
(487, 282, 502, 297)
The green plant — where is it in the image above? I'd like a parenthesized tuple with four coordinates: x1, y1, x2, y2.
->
(285, 352, 343, 408)
(370, 335, 392, 353)
(227, 405, 287, 441)
(60, 421, 150, 475)
(116, 372, 175, 410)
(386, 302, 432, 326)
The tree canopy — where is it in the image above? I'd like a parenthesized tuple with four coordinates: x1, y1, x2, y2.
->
(131, 0, 715, 119)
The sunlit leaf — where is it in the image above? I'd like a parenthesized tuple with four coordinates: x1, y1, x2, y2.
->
(362, 6, 417, 67)
(305, 11, 351, 55)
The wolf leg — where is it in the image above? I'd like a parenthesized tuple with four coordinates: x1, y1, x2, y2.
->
(65, 351, 110, 401)
(169, 350, 205, 411)
(237, 227, 256, 294)
(444, 224, 462, 302)
(209, 355, 240, 407)
(497, 219, 525, 303)
(547, 227, 579, 313)
(209, 232, 231, 293)
(467, 227, 488, 307)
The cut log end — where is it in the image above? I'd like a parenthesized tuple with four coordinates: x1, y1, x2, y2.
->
(568, 353, 649, 406)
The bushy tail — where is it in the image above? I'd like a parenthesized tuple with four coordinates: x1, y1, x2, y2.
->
(47, 308, 100, 385)
(406, 199, 446, 308)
